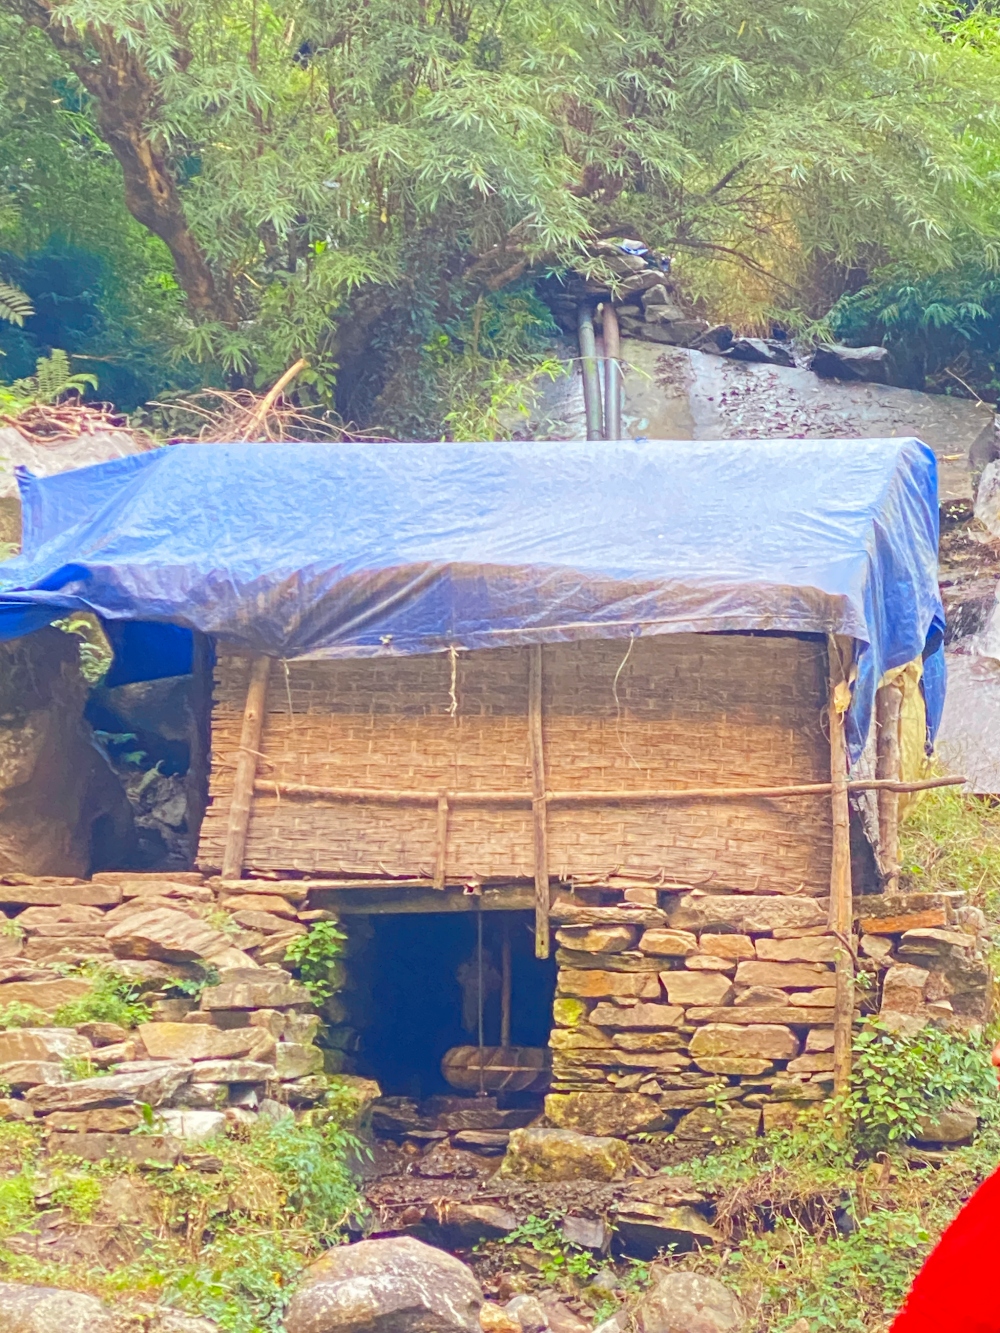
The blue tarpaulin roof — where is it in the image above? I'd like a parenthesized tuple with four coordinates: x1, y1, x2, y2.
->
(0, 437, 945, 762)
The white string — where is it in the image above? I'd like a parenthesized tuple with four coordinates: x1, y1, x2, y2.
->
(612, 635, 641, 769)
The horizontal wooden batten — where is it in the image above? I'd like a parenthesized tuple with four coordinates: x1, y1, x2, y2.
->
(252, 774, 963, 807)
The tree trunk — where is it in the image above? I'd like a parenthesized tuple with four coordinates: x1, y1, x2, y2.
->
(13, 1, 237, 326)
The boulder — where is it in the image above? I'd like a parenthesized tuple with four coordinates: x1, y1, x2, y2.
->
(499, 1128, 632, 1182)
(804, 1028, 834, 1053)
(685, 955, 737, 974)
(689, 1024, 798, 1062)
(544, 1091, 665, 1135)
(0, 979, 92, 1012)
(550, 1028, 615, 1050)
(0, 1097, 35, 1121)
(0, 1028, 92, 1063)
(0, 1061, 67, 1090)
(636, 1270, 743, 1333)
(881, 965, 929, 1014)
(636, 929, 699, 957)
(754, 936, 838, 963)
(284, 1235, 482, 1333)
(25, 1063, 189, 1111)
(189, 1059, 275, 1083)
(200, 973, 311, 1010)
(726, 337, 794, 367)
(0, 629, 136, 878)
(106, 907, 255, 969)
(665, 895, 826, 935)
(156, 1109, 227, 1142)
(615, 1202, 720, 1257)
(674, 1106, 761, 1143)
(911, 1105, 978, 1144)
(698, 935, 755, 961)
(75, 1021, 130, 1047)
(734, 961, 832, 989)
(734, 987, 788, 1007)
(589, 1002, 684, 1029)
(426, 1200, 518, 1244)
(218, 893, 299, 919)
(554, 926, 639, 954)
(612, 1031, 686, 1052)
(41, 1107, 142, 1133)
(503, 1297, 548, 1333)
(44, 1133, 182, 1165)
(138, 1022, 271, 1062)
(0, 1281, 116, 1333)
(480, 1306, 521, 1333)
(808, 342, 888, 382)
(659, 972, 733, 1006)
(276, 1042, 325, 1080)
(557, 970, 661, 999)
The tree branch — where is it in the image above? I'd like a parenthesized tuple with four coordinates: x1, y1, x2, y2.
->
(10, 0, 237, 325)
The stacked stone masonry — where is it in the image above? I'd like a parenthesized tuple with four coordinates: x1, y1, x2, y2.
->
(0, 871, 367, 1148)
(545, 886, 992, 1138)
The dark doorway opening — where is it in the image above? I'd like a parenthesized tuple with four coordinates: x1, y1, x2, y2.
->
(358, 910, 556, 1100)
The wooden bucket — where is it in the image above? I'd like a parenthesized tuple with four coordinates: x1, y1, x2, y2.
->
(441, 1045, 551, 1093)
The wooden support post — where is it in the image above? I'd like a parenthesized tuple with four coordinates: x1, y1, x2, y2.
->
(221, 656, 272, 881)
(876, 678, 904, 892)
(501, 918, 512, 1048)
(827, 636, 854, 1108)
(434, 792, 449, 890)
(528, 645, 551, 959)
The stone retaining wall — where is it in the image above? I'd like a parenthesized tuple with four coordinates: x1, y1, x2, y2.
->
(544, 886, 991, 1139)
(0, 871, 365, 1145)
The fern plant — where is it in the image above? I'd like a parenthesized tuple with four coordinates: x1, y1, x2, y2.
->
(9, 349, 97, 404)
(0, 280, 32, 327)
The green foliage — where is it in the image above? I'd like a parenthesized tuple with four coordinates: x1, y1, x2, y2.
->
(51, 612, 114, 685)
(284, 921, 347, 1003)
(498, 1212, 600, 1283)
(164, 965, 220, 1000)
(0, 280, 31, 326)
(49, 1171, 103, 1223)
(162, 1230, 305, 1333)
(52, 966, 151, 1030)
(900, 785, 1000, 915)
(0, 1001, 47, 1029)
(844, 1017, 997, 1154)
(8, 348, 96, 402)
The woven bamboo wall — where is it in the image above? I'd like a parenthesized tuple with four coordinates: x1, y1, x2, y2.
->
(197, 634, 832, 891)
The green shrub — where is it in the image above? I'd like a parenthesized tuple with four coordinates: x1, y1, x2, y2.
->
(52, 966, 151, 1029)
(284, 921, 347, 1004)
(0, 1001, 48, 1029)
(845, 1017, 997, 1153)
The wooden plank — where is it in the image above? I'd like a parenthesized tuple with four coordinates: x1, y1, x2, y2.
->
(528, 644, 550, 959)
(876, 679, 904, 892)
(827, 635, 854, 1106)
(221, 656, 272, 881)
(307, 885, 535, 914)
(434, 793, 449, 890)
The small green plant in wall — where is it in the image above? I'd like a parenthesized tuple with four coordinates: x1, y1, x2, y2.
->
(284, 921, 348, 1003)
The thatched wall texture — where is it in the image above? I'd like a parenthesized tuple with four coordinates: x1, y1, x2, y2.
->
(197, 633, 831, 892)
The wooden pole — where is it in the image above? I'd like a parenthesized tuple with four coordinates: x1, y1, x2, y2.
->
(501, 918, 512, 1048)
(827, 636, 854, 1108)
(528, 645, 551, 958)
(434, 792, 449, 890)
(251, 773, 963, 806)
(876, 678, 904, 892)
(221, 656, 272, 880)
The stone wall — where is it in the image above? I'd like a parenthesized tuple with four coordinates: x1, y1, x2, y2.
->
(544, 885, 992, 1140)
(0, 871, 367, 1147)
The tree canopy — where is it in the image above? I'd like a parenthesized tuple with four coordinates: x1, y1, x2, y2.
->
(2, 0, 1000, 431)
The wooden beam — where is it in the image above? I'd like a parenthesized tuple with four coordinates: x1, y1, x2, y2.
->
(307, 885, 535, 914)
(876, 678, 904, 892)
(528, 644, 551, 959)
(827, 636, 854, 1108)
(221, 656, 272, 881)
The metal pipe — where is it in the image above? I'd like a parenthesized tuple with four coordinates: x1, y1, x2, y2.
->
(603, 304, 622, 440)
(577, 303, 604, 440)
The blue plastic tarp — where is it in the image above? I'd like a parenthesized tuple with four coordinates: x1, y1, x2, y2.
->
(0, 437, 945, 761)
